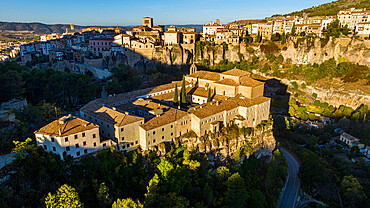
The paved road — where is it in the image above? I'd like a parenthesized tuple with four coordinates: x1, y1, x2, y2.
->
(277, 147, 300, 208)
(0, 153, 16, 169)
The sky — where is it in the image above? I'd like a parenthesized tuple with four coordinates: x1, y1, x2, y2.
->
(0, 0, 333, 26)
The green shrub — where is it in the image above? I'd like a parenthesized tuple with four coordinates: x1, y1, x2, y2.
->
(292, 81, 298, 90)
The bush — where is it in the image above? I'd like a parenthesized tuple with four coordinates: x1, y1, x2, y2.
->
(312, 93, 318, 99)
(292, 81, 298, 90)
(314, 100, 321, 106)
(301, 82, 306, 89)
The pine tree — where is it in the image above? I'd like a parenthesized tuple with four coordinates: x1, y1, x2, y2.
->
(207, 88, 212, 102)
(291, 22, 296, 36)
(45, 184, 83, 208)
(173, 84, 178, 106)
(180, 77, 186, 108)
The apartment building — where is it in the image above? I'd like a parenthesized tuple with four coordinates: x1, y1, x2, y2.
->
(203, 19, 224, 36)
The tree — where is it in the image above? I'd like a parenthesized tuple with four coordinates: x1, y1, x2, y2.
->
(341, 175, 366, 208)
(97, 182, 112, 207)
(202, 183, 214, 206)
(308, 113, 316, 121)
(225, 173, 247, 208)
(173, 84, 179, 106)
(207, 87, 212, 102)
(45, 184, 83, 208)
(180, 76, 187, 108)
(112, 198, 143, 208)
(12, 138, 35, 161)
(291, 81, 298, 90)
(157, 159, 174, 178)
(291, 22, 296, 35)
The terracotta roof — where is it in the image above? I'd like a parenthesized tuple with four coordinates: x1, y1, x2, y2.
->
(188, 87, 210, 97)
(94, 106, 144, 127)
(140, 108, 188, 131)
(214, 78, 239, 86)
(187, 71, 220, 82)
(35, 116, 99, 137)
(164, 31, 178, 34)
(188, 96, 270, 119)
(222, 68, 251, 77)
(239, 76, 264, 87)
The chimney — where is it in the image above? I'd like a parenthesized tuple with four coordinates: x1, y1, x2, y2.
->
(68, 114, 72, 118)
(125, 112, 129, 115)
(113, 107, 116, 111)
(58, 129, 62, 136)
(59, 118, 65, 125)
(217, 101, 219, 106)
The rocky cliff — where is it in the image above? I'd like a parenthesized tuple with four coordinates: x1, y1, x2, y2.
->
(281, 37, 370, 66)
(154, 124, 276, 161)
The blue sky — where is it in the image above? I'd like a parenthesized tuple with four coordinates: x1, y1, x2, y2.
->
(0, 0, 332, 26)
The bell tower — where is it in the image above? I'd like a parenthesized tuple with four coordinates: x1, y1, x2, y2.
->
(189, 64, 197, 75)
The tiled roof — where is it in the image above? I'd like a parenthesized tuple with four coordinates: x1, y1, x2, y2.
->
(188, 95, 270, 119)
(214, 78, 239, 86)
(94, 106, 144, 127)
(239, 76, 264, 87)
(222, 68, 250, 77)
(187, 71, 220, 81)
(35, 116, 99, 137)
(140, 108, 188, 131)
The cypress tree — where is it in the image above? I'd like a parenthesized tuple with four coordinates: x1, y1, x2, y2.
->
(180, 77, 187, 108)
(173, 84, 178, 106)
(207, 87, 212, 102)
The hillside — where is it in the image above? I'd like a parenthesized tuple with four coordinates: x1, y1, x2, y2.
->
(285, 0, 370, 17)
(0, 22, 87, 34)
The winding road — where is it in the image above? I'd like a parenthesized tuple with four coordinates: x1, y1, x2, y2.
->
(277, 147, 300, 208)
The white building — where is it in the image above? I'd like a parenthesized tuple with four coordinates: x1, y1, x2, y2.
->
(203, 19, 224, 36)
(35, 115, 113, 159)
(356, 22, 370, 35)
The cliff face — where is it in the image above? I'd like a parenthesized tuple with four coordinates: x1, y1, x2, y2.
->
(155, 125, 276, 160)
(282, 37, 370, 67)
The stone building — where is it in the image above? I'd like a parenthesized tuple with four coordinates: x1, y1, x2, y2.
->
(34, 115, 114, 158)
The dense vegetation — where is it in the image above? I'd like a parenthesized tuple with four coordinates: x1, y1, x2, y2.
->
(0, 61, 101, 107)
(274, 115, 369, 208)
(285, 0, 370, 17)
(1, 138, 287, 208)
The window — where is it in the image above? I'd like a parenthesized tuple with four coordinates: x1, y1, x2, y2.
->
(153, 139, 156, 143)
(93, 134, 96, 138)
(101, 122, 103, 125)
(171, 125, 173, 128)
(84, 149, 87, 154)
(76, 151, 80, 156)
(153, 131, 156, 135)
(51, 137, 55, 142)
(75, 144, 79, 148)
(82, 132, 86, 137)
(83, 141, 86, 146)
(53, 147, 56, 151)
(94, 142, 96, 147)
(171, 132, 173, 136)
(162, 136, 164, 140)
(148, 141, 151, 145)
(107, 124, 110, 128)
(65, 137, 68, 142)
(135, 141, 138, 144)
(162, 128, 164, 131)
(66, 146, 70, 151)
(74, 135, 78, 139)
(108, 133, 111, 137)
(103, 143, 106, 147)
(121, 128, 124, 132)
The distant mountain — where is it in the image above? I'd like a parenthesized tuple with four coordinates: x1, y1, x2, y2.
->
(0, 22, 87, 34)
(164, 25, 203, 32)
(284, 0, 370, 17)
